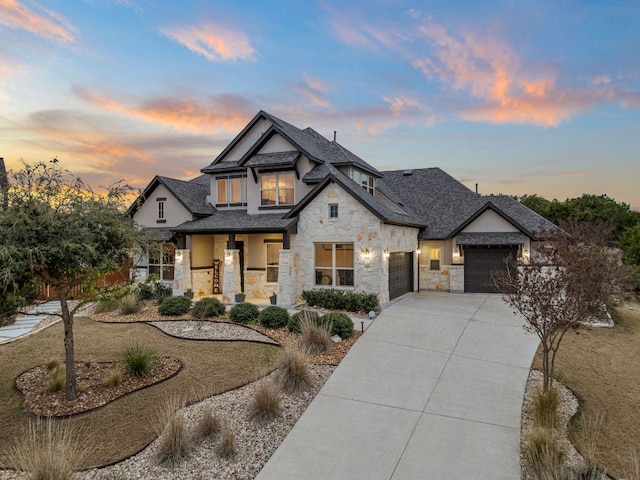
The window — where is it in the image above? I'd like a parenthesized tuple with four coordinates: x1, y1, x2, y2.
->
(156, 198, 166, 223)
(148, 244, 175, 281)
(216, 175, 246, 206)
(352, 170, 375, 195)
(315, 243, 354, 286)
(266, 243, 282, 283)
(261, 172, 295, 206)
(430, 247, 441, 271)
(329, 204, 339, 218)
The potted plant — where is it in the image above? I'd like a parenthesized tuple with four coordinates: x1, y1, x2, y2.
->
(235, 293, 246, 303)
(269, 292, 277, 305)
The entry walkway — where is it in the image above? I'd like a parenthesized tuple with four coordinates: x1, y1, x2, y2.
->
(257, 292, 539, 480)
(0, 301, 61, 344)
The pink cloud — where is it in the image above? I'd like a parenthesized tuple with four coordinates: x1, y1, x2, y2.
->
(294, 75, 330, 108)
(325, 5, 402, 50)
(160, 22, 255, 62)
(0, 0, 76, 44)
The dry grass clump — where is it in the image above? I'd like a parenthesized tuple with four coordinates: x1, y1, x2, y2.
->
(104, 367, 122, 387)
(195, 407, 222, 441)
(6, 418, 91, 480)
(299, 314, 332, 355)
(44, 365, 65, 393)
(248, 382, 281, 422)
(154, 397, 193, 467)
(45, 359, 60, 371)
(524, 426, 565, 479)
(533, 387, 559, 429)
(118, 293, 141, 315)
(273, 349, 314, 394)
(216, 422, 237, 460)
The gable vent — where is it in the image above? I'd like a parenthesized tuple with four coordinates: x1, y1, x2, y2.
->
(403, 169, 413, 176)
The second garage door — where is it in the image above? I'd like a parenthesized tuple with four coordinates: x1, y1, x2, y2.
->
(464, 246, 518, 293)
(389, 252, 413, 300)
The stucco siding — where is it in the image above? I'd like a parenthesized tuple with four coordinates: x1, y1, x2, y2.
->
(462, 210, 519, 233)
(134, 184, 192, 227)
(221, 117, 271, 163)
(258, 135, 296, 153)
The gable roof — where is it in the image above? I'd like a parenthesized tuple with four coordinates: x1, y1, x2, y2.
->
(127, 174, 216, 218)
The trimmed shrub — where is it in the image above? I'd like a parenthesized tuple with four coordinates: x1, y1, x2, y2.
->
(300, 315, 332, 355)
(249, 383, 281, 422)
(319, 312, 354, 339)
(288, 310, 319, 333)
(118, 293, 140, 315)
(258, 306, 290, 329)
(191, 297, 225, 319)
(274, 350, 314, 394)
(229, 302, 259, 324)
(301, 289, 378, 312)
(158, 295, 192, 316)
(123, 343, 158, 377)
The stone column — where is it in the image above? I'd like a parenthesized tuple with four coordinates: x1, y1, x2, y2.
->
(173, 249, 191, 296)
(449, 265, 464, 293)
(277, 249, 296, 306)
(222, 249, 241, 302)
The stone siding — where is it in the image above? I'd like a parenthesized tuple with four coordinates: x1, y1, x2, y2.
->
(192, 268, 213, 297)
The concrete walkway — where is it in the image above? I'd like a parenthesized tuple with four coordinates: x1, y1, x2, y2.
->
(0, 300, 61, 344)
(257, 292, 540, 480)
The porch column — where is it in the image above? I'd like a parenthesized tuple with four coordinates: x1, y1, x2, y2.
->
(277, 249, 296, 306)
(173, 249, 192, 296)
(222, 249, 241, 302)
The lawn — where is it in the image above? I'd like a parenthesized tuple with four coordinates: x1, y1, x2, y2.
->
(0, 316, 280, 469)
(532, 301, 640, 478)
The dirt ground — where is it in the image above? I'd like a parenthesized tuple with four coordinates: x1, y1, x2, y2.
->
(0, 316, 280, 469)
(532, 302, 640, 478)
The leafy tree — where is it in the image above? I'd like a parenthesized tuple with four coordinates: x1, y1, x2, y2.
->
(0, 160, 140, 401)
(493, 221, 623, 392)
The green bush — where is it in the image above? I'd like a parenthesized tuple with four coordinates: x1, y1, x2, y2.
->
(319, 312, 354, 339)
(301, 289, 378, 312)
(191, 297, 226, 319)
(258, 306, 290, 329)
(123, 343, 158, 377)
(137, 277, 173, 303)
(229, 303, 259, 324)
(0, 292, 22, 326)
(158, 296, 192, 316)
(288, 310, 320, 333)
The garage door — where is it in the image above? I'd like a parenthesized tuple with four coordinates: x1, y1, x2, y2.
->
(464, 246, 518, 293)
(389, 252, 413, 300)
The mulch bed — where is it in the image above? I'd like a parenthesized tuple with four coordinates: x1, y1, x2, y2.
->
(16, 358, 182, 417)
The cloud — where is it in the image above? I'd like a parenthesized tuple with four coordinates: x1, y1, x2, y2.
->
(412, 23, 617, 126)
(72, 85, 256, 134)
(294, 75, 330, 107)
(0, 0, 76, 44)
(160, 22, 255, 62)
(324, 4, 402, 50)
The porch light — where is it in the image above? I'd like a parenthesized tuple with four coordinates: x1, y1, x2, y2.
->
(416, 248, 422, 255)
(383, 248, 390, 259)
(361, 248, 371, 260)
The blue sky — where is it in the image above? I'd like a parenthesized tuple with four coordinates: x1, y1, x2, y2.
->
(1, 0, 639, 208)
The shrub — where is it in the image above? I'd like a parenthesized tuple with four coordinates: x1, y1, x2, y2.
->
(320, 312, 354, 339)
(191, 297, 226, 319)
(274, 350, 314, 394)
(229, 302, 259, 324)
(299, 315, 332, 355)
(7, 419, 92, 480)
(0, 292, 22, 325)
(45, 366, 65, 393)
(533, 387, 559, 429)
(301, 289, 378, 312)
(156, 410, 193, 467)
(258, 306, 290, 329)
(217, 422, 237, 459)
(137, 276, 173, 303)
(158, 295, 192, 316)
(104, 367, 122, 387)
(118, 293, 140, 315)
(94, 296, 119, 314)
(123, 343, 158, 377)
(249, 382, 281, 422)
(288, 310, 320, 333)
(195, 407, 222, 440)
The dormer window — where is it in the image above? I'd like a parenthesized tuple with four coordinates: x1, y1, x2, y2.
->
(352, 170, 375, 195)
(216, 175, 246, 206)
(261, 172, 294, 206)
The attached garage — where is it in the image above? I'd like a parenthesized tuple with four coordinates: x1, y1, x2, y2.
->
(457, 233, 525, 293)
(388, 252, 414, 300)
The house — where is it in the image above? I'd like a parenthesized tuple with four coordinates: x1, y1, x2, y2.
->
(128, 111, 556, 305)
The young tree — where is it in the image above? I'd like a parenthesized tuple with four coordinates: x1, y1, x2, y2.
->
(0, 160, 140, 401)
(494, 221, 623, 392)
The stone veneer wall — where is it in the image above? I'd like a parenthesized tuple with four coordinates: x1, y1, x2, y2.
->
(245, 270, 276, 299)
(420, 266, 451, 291)
(291, 182, 419, 305)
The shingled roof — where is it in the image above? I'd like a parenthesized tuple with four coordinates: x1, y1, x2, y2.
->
(172, 211, 296, 234)
(127, 175, 216, 217)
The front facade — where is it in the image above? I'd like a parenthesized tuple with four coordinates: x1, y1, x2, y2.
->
(129, 111, 555, 305)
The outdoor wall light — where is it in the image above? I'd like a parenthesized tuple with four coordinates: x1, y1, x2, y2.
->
(383, 248, 390, 259)
(416, 248, 422, 255)
(361, 247, 371, 260)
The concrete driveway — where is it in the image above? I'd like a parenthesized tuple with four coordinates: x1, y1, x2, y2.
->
(257, 292, 540, 480)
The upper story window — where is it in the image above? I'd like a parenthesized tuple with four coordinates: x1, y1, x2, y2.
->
(156, 198, 166, 223)
(352, 170, 375, 195)
(261, 172, 295, 206)
(216, 175, 246, 206)
(329, 204, 339, 218)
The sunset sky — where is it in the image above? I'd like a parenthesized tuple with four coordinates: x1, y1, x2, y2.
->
(1, 1, 639, 208)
